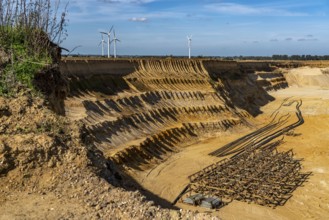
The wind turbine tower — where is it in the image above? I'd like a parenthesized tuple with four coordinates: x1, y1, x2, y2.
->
(112, 30, 121, 58)
(100, 26, 114, 58)
(187, 35, 192, 59)
(98, 34, 106, 56)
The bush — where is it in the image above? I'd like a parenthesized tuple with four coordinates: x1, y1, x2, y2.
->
(0, 0, 68, 96)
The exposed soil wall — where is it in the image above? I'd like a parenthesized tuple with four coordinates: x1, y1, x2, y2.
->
(60, 59, 137, 76)
(61, 59, 288, 171)
(2, 58, 329, 219)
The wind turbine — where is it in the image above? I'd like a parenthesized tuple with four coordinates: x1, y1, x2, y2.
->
(100, 25, 114, 58)
(187, 35, 192, 59)
(111, 30, 120, 58)
(98, 34, 106, 56)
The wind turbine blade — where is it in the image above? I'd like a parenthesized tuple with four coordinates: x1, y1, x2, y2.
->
(109, 25, 114, 33)
(98, 42, 102, 46)
(100, 32, 107, 35)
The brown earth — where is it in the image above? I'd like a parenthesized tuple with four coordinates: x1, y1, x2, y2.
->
(0, 92, 213, 220)
(136, 87, 329, 219)
(1, 59, 329, 219)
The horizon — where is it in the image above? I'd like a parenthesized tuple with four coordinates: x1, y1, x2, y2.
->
(62, 54, 329, 59)
(62, 0, 329, 56)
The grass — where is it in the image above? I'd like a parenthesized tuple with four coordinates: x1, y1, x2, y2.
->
(0, 28, 52, 96)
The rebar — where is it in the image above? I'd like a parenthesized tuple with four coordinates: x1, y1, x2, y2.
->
(187, 147, 310, 207)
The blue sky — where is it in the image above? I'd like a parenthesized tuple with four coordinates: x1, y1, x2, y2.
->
(61, 0, 329, 56)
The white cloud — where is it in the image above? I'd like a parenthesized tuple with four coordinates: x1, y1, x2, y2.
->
(205, 3, 308, 16)
(207, 3, 258, 15)
(129, 17, 148, 22)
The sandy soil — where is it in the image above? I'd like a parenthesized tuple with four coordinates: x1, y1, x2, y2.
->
(0, 95, 211, 220)
(285, 66, 329, 89)
(130, 86, 329, 219)
(2, 62, 328, 219)
(60, 62, 329, 219)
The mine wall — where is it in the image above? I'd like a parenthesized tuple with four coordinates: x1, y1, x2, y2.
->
(60, 59, 289, 170)
(60, 59, 137, 76)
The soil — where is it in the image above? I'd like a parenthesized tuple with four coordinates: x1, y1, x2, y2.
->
(1, 61, 329, 220)
(129, 66, 329, 219)
(133, 86, 329, 219)
(0, 92, 213, 219)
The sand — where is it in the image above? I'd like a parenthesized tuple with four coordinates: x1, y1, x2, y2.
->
(130, 86, 329, 219)
(61, 61, 329, 219)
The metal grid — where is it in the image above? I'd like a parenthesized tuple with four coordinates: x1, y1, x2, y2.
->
(187, 146, 310, 207)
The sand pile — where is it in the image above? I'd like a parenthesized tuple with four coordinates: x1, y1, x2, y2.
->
(285, 66, 329, 88)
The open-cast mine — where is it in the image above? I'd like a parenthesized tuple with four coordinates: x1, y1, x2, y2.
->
(60, 58, 329, 219)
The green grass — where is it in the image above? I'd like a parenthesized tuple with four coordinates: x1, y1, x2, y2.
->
(0, 28, 52, 96)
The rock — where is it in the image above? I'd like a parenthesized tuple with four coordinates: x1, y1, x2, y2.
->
(146, 200, 154, 206)
(47, 158, 56, 168)
(95, 204, 102, 210)
(0, 141, 7, 154)
(0, 99, 11, 117)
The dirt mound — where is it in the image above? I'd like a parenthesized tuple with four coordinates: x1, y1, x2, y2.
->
(0, 93, 213, 219)
(285, 66, 329, 88)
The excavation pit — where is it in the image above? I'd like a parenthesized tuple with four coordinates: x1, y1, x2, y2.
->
(61, 59, 329, 219)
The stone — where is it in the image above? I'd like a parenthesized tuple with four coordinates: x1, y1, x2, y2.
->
(0, 141, 7, 154)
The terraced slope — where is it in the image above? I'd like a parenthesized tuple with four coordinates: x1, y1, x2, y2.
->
(61, 59, 286, 170)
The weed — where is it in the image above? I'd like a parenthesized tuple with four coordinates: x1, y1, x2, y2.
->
(0, 0, 68, 96)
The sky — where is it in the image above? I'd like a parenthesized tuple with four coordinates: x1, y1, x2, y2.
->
(61, 0, 329, 56)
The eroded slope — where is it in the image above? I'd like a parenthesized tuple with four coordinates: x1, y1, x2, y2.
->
(62, 59, 286, 171)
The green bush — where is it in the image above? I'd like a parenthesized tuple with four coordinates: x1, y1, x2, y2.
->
(0, 0, 68, 96)
(0, 31, 52, 96)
